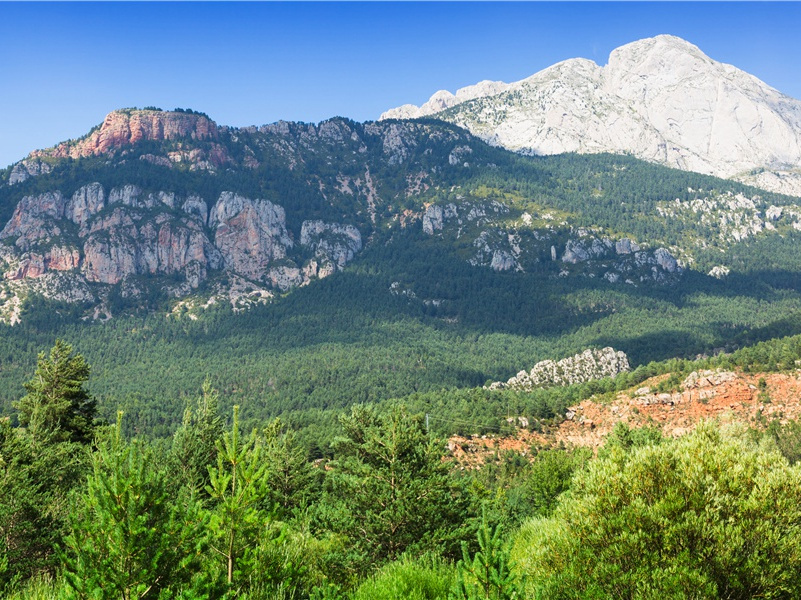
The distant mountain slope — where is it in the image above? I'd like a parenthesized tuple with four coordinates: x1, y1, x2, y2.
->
(4, 109, 801, 436)
(382, 35, 801, 197)
(3, 106, 801, 323)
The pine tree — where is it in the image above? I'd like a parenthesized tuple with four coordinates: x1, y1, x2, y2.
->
(170, 377, 224, 495)
(14, 340, 96, 446)
(206, 405, 270, 586)
(328, 404, 466, 572)
(450, 508, 523, 600)
(62, 417, 204, 599)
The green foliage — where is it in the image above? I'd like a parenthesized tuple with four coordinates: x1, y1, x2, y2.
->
(1, 340, 98, 586)
(14, 340, 96, 445)
(0, 418, 56, 590)
(764, 418, 801, 465)
(518, 448, 590, 519)
(260, 419, 322, 520)
(61, 419, 204, 599)
(449, 509, 523, 600)
(513, 423, 801, 599)
(350, 554, 456, 600)
(599, 421, 664, 457)
(205, 406, 270, 587)
(169, 377, 225, 495)
(2, 574, 70, 600)
(324, 405, 469, 574)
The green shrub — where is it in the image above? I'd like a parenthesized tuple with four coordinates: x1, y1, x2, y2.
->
(512, 422, 801, 599)
(350, 554, 456, 600)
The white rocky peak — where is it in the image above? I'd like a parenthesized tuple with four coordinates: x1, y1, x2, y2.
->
(381, 80, 510, 120)
(381, 35, 801, 197)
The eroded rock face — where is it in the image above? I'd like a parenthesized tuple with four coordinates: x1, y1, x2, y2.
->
(9, 159, 52, 186)
(82, 214, 221, 285)
(0, 183, 296, 293)
(300, 220, 362, 268)
(32, 109, 220, 160)
(1, 192, 66, 249)
(66, 183, 106, 228)
(0, 179, 369, 302)
(422, 204, 457, 235)
(560, 234, 681, 283)
(7, 246, 81, 279)
(209, 192, 292, 280)
(109, 185, 143, 208)
(182, 196, 208, 225)
(488, 347, 630, 390)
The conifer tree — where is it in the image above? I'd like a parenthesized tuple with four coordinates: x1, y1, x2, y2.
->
(450, 508, 523, 600)
(62, 417, 204, 599)
(206, 405, 270, 586)
(170, 377, 224, 495)
(328, 404, 466, 572)
(14, 340, 96, 446)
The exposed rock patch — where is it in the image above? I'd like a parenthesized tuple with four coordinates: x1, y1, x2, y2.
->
(32, 109, 220, 161)
(488, 347, 630, 390)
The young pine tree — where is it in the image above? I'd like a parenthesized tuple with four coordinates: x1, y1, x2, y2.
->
(206, 405, 270, 587)
(169, 377, 225, 495)
(62, 417, 205, 599)
(449, 509, 523, 600)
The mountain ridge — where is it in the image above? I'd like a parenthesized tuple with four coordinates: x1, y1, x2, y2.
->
(381, 35, 801, 197)
(3, 104, 801, 326)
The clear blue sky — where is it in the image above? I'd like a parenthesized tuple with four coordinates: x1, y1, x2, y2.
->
(1, 2, 799, 169)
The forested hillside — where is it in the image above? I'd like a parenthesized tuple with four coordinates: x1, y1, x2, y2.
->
(3, 110, 801, 439)
(5, 336, 801, 598)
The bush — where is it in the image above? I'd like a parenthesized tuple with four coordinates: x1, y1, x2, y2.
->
(512, 422, 801, 599)
(350, 554, 455, 600)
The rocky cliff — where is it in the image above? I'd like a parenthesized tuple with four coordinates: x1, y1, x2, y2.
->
(487, 347, 630, 390)
(5, 109, 232, 185)
(0, 182, 362, 310)
(382, 35, 801, 197)
(34, 109, 220, 160)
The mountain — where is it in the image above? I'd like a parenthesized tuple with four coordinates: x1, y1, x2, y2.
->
(0, 107, 699, 322)
(3, 105, 801, 326)
(5, 106, 801, 435)
(381, 35, 801, 197)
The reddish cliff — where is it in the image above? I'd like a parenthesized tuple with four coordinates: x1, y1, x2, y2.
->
(32, 109, 220, 160)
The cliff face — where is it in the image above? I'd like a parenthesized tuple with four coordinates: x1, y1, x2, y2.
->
(32, 109, 220, 161)
(0, 183, 361, 301)
(382, 35, 801, 197)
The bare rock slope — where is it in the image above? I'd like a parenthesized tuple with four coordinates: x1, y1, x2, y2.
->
(382, 35, 801, 196)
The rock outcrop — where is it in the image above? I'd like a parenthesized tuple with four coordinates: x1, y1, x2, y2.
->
(488, 347, 630, 390)
(559, 233, 680, 283)
(382, 35, 801, 196)
(9, 159, 52, 186)
(209, 192, 292, 280)
(0, 181, 365, 306)
(300, 220, 362, 268)
(32, 109, 220, 161)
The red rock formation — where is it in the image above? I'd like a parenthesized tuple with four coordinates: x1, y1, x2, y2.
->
(9, 246, 81, 279)
(32, 109, 225, 163)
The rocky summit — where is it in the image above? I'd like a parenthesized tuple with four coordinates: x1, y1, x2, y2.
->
(382, 35, 801, 197)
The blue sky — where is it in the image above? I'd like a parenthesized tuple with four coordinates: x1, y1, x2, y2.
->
(1, 2, 800, 169)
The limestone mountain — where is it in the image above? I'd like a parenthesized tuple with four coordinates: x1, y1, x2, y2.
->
(2, 106, 801, 323)
(381, 35, 801, 197)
